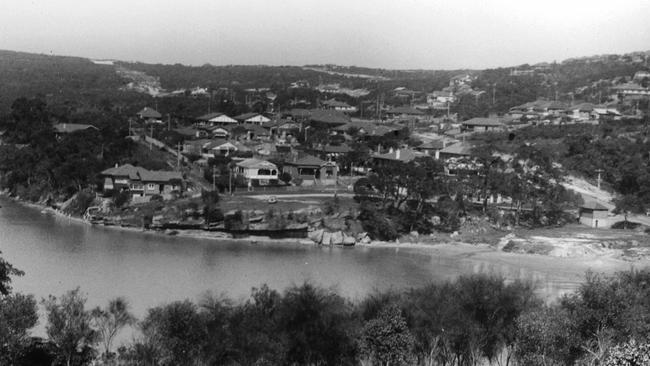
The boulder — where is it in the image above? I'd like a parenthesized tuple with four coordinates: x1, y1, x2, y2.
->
(330, 231, 344, 245)
(321, 231, 332, 246)
(343, 235, 356, 246)
(308, 229, 324, 244)
(357, 232, 371, 244)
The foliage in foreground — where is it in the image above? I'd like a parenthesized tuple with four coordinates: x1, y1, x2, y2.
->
(4, 247, 650, 365)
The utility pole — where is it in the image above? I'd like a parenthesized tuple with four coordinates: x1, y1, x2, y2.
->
(595, 169, 604, 189)
(212, 169, 217, 191)
(176, 142, 181, 170)
(229, 167, 233, 195)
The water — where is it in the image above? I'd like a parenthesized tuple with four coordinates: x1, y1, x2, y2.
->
(0, 196, 637, 339)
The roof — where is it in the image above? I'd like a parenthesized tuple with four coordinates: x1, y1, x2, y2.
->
(372, 148, 420, 162)
(53, 123, 98, 134)
(236, 158, 278, 170)
(285, 154, 329, 167)
(197, 113, 237, 123)
(418, 140, 445, 150)
(233, 112, 266, 121)
(313, 144, 353, 154)
(138, 170, 183, 182)
(612, 83, 648, 91)
(462, 118, 504, 127)
(333, 121, 402, 136)
(203, 138, 230, 150)
(240, 123, 269, 135)
(101, 164, 147, 179)
(137, 107, 161, 119)
(440, 142, 473, 156)
(386, 106, 424, 115)
(571, 103, 596, 112)
(101, 164, 181, 182)
(581, 201, 609, 211)
(309, 109, 350, 126)
(322, 99, 353, 108)
(288, 108, 312, 118)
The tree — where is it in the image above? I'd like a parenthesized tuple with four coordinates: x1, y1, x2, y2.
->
(91, 297, 136, 359)
(0, 293, 39, 364)
(0, 250, 24, 296)
(137, 300, 204, 366)
(43, 288, 98, 366)
(360, 303, 415, 365)
(278, 283, 357, 365)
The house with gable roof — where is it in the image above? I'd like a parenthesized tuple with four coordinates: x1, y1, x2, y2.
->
(196, 112, 237, 126)
(283, 154, 339, 186)
(136, 107, 162, 123)
(100, 164, 184, 200)
(233, 112, 271, 125)
(235, 158, 279, 186)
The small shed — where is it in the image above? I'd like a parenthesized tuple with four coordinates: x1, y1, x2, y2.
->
(579, 202, 610, 228)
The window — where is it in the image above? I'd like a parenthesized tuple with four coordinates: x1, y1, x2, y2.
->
(148, 183, 156, 190)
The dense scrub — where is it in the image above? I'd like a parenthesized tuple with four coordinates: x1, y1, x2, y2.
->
(4, 248, 650, 365)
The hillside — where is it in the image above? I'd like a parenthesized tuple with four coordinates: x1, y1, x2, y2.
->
(0, 48, 647, 118)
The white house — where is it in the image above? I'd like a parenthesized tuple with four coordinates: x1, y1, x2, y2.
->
(235, 158, 279, 186)
(197, 112, 238, 126)
(234, 113, 271, 125)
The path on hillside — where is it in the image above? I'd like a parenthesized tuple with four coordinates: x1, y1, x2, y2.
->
(563, 175, 650, 226)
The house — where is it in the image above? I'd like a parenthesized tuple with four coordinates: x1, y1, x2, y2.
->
(309, 109, 351, 128)
(461, 118, 505, 132)
(196, 112, 238, 126)
(439, 142, 473, 160)
(321, 99, 357, 113)
(205, 139, 239, 156)
(136, 107, 162, 123)
(633, 71, 650, 82)
(229, 123, 270, 141)
(235, 158, 279, 186)
(101, 164, 183, 201)
(427, 91, 455, 104)
(263, 120, 300, 140)
(53, 123, 98, 138)
(233, 113, 271, 125)
(612, 83, 650, 98)
(182, 139, 212, 157)
(569, 103, 597, 122)
(174, 127, 209, 140)
(385, 106, 425, 119)
(449, 74, 475, 87)
(371, 148, 421, 166)
(415, 139, 446, 159)
(283, 154, 339, 186)
(209, 126, 230, 139)
(579, 201, 610, 228)
(332, 121, 404, 139)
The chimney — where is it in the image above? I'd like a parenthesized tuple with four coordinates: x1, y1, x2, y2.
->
(389, 147, 394, 154)
(115, 163, 118, 168)
(396, 149, 401, 160)
(443, 139, 447, 148)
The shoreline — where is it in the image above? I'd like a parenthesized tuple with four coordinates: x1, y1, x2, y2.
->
(4, 193, 650, 269)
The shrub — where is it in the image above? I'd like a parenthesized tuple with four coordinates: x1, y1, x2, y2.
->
(112, 190, 131, 208)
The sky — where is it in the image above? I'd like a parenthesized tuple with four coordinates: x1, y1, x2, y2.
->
(1, 0, 649, 70)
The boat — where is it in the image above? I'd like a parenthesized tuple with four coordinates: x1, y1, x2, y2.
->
(268, 196, 278, 204)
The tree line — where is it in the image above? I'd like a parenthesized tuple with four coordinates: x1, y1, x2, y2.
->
(2, 251, 650, 365)
(354, 142, 582, 240)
